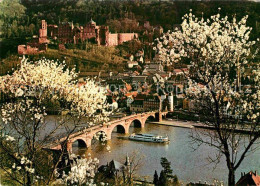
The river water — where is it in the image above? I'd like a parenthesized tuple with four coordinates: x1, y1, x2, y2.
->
(72, 122, 260, 185)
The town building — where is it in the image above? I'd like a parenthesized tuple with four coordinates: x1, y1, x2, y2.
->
(127, 61, 139, 68)
(130, 94, 164, 112)
(130, 94, 146, 112)
(143, 94, 161, 112)
(142, 62, 164, 75)
(236, 171, 260, 186)
(131, 75, 148, 84)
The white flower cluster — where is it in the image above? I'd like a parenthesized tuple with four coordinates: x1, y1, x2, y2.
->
(12, 156, 35, 174)
(55, 154, 99, 185)
(1, 101, 46, 124)
(154, 11, 256, 66)
(240, 66, 260, 122)
(0, 58, 77, 96)
(0, 58, 111, 126)
(93, 131, 107, 142)
(154, 10, 259, 123)
(2, 134, 15, 141)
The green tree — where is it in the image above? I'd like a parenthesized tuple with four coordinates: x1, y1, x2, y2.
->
(160, 157, 173, 177)
(28, 23, 35, 36)
(158, 170, 167, 186)
(153, 170, 159, 185)
(0, 0, 26, 38)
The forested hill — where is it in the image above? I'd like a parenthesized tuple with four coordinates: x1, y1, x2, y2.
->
(0, 0, 259, 60)
(2, 0, 260, 38)
(24, 1, 260, 33)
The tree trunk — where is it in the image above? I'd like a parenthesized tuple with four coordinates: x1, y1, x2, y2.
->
(26, 172, 31, 186)
(228, 169, 235, 186)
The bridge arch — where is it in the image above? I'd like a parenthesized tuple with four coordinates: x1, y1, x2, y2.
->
(144, 115, 156, 124)
(66, 137, 90, 152)
(130, 119, 142, 128)
(111, 124, 127, 133)
(72, 138, 87, 148)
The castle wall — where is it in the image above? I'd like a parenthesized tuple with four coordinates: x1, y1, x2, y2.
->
(118, 33, 138, 45)
(82, 24, 97, 40)
(39, 37, 48, 44)
(18, 45, 38, 55)
(47, 25, 58, 38)
(107, 33, 118, 46)
(57, 23, 74, 44)
(18, 45, 27, 55)
(18, 44, 47, 55)
(20, 19, 138, 50)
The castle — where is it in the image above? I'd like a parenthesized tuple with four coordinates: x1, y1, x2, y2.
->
(48, 19, 138, 46)
(18, 19, 138, 55)
(18, 20, 49, 55)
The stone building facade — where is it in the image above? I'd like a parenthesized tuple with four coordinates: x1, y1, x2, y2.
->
(18, 20, 49, 55)
(18, 19, 138, 54)
(130, 94, 162, 112)
(48, 19, 138, 46)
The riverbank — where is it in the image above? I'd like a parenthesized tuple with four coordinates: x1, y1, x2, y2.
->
(150, 120, 195, 129)
(151, 119, 258, 134)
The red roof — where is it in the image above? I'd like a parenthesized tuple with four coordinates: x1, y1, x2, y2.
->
(126, 84, 132, 91)
(236, 171, 260, 186)
(134, 94, 146, 100)
(174, 68, 188, 74)
(174, 69, 183, 73)
(125, 91, 138, 97)
(78, 82, 86, 87)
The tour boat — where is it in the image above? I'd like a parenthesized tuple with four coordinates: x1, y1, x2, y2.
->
(128, 133, 169, 143)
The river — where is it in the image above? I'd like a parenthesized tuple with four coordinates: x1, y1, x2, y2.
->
(72, 122, 260, 185)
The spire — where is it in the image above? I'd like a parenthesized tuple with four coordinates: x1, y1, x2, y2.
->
(90, 18, 96, 25)
(125, 153, 130, 167)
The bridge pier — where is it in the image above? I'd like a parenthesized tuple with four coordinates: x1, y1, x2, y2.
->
(67, 142, 73, 153)
(86, 139, 92, 148)
(124, 126, 129, 134)
(141, 121, 146, 128)
(155, 113, 163, 122)
(106, 131, 112, 140)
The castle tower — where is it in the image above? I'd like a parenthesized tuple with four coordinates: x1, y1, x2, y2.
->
(39, 20, 47, 38)
(39, 20, 49, 44)
(168, 92, 174, 112)
(97, 26, 109, 46)
(118, 33, 123, 45)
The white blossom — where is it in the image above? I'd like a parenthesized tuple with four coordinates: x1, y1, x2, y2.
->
(55, 154, 99, 185)
(154, 11, 259, 123)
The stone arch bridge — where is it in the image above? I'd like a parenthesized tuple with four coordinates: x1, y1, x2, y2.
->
(47, 112, 167, 152)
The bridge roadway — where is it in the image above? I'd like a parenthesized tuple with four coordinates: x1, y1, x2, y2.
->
(45, 111, 167, 152)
